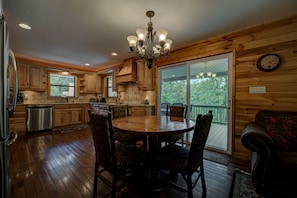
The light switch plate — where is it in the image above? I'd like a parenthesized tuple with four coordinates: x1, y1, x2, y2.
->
(249, 86, 266, 94)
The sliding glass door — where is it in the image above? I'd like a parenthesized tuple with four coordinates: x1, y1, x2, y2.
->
(158, 53, 232, 154)
(159, 64, 187, 105)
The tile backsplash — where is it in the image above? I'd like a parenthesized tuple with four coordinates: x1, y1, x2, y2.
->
(20, 83, 156, 105)
(120, 84, 155, 105)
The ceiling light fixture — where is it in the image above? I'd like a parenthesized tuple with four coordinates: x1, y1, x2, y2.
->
(127, 10, 173, 69)
(18, 23, 31, 30)
(111, 52, 118, 56)
(85, 63, 90, 66)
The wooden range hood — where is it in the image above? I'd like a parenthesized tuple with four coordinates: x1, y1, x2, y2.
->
(116, 58, 137, 83)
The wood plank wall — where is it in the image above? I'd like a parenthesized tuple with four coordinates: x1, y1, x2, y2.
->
(154, 14, 297, 163)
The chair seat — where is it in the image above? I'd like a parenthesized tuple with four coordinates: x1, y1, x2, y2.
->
(152, 144, 189, 171)
(114, 132, 136, 144)
(115, 142, 147, 169)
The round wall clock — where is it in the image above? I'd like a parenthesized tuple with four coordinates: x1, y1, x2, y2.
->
(256, 53, 282, 72)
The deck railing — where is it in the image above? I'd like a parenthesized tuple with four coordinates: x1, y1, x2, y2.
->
(189, 104, 228, 125)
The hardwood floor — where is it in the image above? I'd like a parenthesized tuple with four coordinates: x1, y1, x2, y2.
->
(9, 126, 249, 198)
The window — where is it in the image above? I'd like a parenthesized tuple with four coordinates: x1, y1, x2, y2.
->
(107, 76, 117, 97)
(49, 73, 76, 97)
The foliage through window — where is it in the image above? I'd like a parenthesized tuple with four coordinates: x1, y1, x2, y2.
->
(49, 73, 76, 97)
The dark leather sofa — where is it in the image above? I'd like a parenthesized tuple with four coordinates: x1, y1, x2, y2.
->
(241, 110, 297, 198)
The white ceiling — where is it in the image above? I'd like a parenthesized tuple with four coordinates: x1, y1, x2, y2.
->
(3, 0, 297, 69)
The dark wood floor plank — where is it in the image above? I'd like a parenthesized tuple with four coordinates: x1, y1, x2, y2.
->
(9, 127, 248, 198)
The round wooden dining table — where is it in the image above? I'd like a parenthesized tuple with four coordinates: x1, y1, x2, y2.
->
(112, 115, 195, 152)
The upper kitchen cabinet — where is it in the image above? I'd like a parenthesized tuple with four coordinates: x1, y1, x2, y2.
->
(13, 63, 47, 91)
(79, 73, 101, 94)
(136, 59, 154, 90)
(115, 58, 137, 84)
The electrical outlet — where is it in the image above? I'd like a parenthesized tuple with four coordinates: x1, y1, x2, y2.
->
(249, 86, 266, 94)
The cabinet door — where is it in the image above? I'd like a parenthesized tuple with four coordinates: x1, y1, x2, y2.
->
(137, 60, 153, 90)
(85, 74, 96, 92)
(130, 107, 147, 116)
(53, 110, 70, 127)
(85, 74, 101, 93)
(15, 64, 44, 91)
(70, 108, 82, 125)
(29, 66, 43, 90)
(17, 64, 30, 89)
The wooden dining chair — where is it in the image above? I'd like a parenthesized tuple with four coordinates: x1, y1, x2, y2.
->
(89, 111, 148, 198)
(161, 104, 188, 146)
(110, 105, 146, 148)
(109, 105, 135, 144)
(152, 111, 213, 198)
(109, 105, 128, 119)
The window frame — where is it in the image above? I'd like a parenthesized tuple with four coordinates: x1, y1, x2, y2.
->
(48, 72, 77, 97)
(107, 75, 117, 97)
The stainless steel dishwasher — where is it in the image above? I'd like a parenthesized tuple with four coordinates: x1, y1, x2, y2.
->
(26, 105, 53, 133)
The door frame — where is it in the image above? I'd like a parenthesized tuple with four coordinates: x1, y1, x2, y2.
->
(157, 52, 233, 154)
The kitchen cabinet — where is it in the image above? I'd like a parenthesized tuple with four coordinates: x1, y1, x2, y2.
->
(53, 104, 83, 127)
(9, 105, 26, 136)
(14, 64, 46, 91)
(136, 60, 154, 90)
(129, 106, 155, 116)
(79, 73, 101, 93)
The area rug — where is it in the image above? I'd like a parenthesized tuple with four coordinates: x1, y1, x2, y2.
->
(58, 125, 89, 133)
(229, 168, 264, 198)
(203, 149, 230, 166)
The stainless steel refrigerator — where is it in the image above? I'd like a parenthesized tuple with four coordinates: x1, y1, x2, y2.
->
(0, 14, 18, 198)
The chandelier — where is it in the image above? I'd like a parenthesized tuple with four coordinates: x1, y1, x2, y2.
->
(196, 72, 217, 78)
(127, 10, 173, 69)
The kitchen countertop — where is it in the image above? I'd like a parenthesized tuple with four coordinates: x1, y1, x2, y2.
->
(17, 102, 155, 107)
(89, 102, 155, 107)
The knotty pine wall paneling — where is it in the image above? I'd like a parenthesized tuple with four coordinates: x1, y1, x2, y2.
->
(155, 14, 297, 164)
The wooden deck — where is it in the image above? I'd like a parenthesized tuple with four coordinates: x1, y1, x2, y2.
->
(206, 124, 228, 151)
(186, 123, 228, 151)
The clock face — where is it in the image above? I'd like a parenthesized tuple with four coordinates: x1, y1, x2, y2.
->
(257, 54, 282, 72)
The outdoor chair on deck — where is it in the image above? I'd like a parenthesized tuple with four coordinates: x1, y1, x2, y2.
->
(152, 111, 213, 198)
(160, 102, 170, 116)
(89, 111, 148, 198)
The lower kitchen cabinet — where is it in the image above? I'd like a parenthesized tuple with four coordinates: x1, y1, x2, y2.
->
(9, 105, 26, 136)
(53, 104, 83, 127)
(129, 106, 155, 116)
